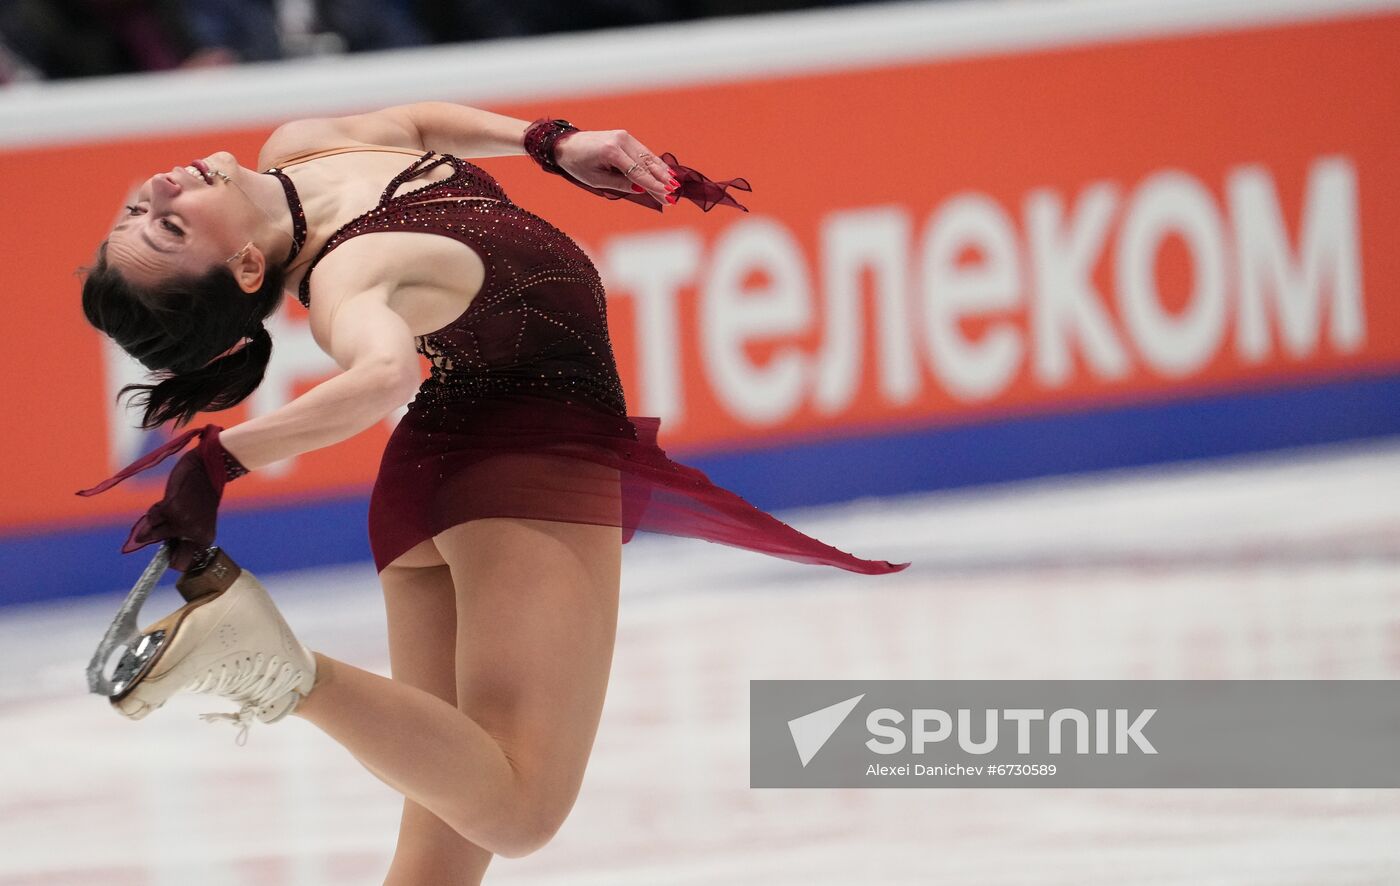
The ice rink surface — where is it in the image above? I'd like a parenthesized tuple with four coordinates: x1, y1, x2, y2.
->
(3, 438, 1400, 885)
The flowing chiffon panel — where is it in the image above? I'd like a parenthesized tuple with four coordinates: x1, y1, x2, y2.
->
(369, 393, 910, 575)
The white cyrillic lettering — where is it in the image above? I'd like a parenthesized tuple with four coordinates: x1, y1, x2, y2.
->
(921, 194, 1024, 400)
(701, 218, 813, 425)
(1026, 183, 1130, 385)
(814, 207, 919, 414)
(603, 231, 703, 425)
(1228, 156, 1365, 362)
(1117, 170, 1227, 376)
(101, 338, 154, 474)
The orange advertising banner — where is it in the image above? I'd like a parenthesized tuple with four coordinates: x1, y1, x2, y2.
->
(1, 8, 1398, 534)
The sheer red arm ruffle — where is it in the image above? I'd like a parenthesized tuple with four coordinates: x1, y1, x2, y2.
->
(560, 150, 752, 213)
(75, 424, 249, 570)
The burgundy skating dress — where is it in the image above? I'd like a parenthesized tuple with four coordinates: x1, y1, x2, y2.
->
(236, 147, 912, 574)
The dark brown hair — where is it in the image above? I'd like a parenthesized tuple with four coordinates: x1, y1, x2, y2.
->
(80, 242, 285, 429)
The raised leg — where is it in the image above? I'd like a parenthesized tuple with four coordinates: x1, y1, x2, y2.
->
(292, 516, 621, 860)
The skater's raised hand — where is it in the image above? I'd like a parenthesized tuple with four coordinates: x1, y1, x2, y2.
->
(77, 424, 249, 571)
(524, 118, 752, 214)
(554, 129, 677, 206)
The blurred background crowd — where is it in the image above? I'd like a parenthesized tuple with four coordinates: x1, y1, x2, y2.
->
(0, 0, 890, 84)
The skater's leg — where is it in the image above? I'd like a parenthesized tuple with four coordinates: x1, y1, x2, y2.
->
(377, 545, 494, 885)
(446, 516, 621, 852)
(293, 516, 621, 859)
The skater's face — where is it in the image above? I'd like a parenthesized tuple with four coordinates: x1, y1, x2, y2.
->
(104, 152, 261, 289)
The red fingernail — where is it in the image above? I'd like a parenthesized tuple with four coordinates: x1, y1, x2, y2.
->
(631, 184, 645, 192)
(666, 194, 677, 204)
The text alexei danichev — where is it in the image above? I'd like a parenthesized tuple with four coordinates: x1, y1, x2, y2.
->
(865, 763, 1059, 777)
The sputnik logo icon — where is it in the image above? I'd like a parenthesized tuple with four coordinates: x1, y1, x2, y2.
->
(787, 694, 864, 766)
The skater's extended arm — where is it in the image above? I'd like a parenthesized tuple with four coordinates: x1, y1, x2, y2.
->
(217, 285, 420, 472)
(393, 106, 674, 201)
(74, 284, 416, 568)
(267, 103, 680, 206)
(398, 102, 535, 159)
(266, 103, 532, 161)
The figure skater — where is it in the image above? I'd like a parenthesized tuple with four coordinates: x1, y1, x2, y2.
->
(76, 103, 909, 882)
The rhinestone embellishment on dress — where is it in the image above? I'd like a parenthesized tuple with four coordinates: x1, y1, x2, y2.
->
(274, 151, 628, 418)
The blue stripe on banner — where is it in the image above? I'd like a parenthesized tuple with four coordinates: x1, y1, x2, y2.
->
(0, 495, 373, 608)
(684, 371, 1400, 506)
(4, 371, 1399, 607)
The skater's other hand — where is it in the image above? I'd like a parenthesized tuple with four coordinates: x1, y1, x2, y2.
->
(78, 424, 247, 569)
(123, 448, 225, 571)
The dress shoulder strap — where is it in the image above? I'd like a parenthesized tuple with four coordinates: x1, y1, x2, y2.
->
(262, 144, 432, 172)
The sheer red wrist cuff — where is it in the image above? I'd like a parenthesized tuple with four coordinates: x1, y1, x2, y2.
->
(76, 423, 249, 498)
(523, 117, 752, 213)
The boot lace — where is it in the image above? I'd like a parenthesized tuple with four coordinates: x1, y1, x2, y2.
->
(186, 653, 308, 746)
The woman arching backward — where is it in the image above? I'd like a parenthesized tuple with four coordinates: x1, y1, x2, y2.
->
(75, 104, 909, 881)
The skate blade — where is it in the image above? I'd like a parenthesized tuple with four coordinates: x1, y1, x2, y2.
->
(87, 543, 172, 699)
(107, 587, 231, 719)
(87, 543, 236, 718)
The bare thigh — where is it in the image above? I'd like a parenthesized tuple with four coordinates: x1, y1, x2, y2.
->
(380, 540, 494, 882)
(434, 516, 622, 835)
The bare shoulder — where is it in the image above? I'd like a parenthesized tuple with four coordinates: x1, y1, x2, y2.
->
(257, 108, 425, 171)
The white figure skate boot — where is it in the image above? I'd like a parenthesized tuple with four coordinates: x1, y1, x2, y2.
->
(103, 547, 317, 745)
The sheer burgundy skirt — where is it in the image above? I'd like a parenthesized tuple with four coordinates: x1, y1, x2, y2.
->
(367, 392, 910, 575)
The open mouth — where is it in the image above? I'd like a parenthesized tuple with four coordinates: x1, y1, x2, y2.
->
(187, 159, 214, 185)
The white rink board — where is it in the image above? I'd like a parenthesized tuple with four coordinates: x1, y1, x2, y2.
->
(1, 0, 1398, 148)
(3, 439, 1400, 885)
